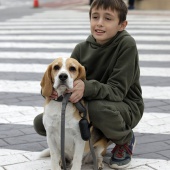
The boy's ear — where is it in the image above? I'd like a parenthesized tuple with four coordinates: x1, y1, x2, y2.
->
(119, 20, 128, 31)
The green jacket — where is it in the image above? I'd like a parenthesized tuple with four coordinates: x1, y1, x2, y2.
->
(71, 30, 144, 117)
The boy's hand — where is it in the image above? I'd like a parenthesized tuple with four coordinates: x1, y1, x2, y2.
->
(66, 80, 85, 103)
(49, 89, 58, 100)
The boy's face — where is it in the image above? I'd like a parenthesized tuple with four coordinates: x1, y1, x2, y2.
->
(90, 7, 127, 45)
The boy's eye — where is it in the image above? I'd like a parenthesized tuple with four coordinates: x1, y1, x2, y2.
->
(92, 15, 98, 20)
(106, 17, 112, 21)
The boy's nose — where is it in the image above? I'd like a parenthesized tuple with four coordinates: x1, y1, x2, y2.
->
(97, 18, 103, 27)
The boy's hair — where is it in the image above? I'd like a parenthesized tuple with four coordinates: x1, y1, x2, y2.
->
(89, 0, 127, 24)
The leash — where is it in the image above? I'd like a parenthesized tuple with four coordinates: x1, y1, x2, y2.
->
(61, 93, 98, 170)
(61, 93, 71, 170)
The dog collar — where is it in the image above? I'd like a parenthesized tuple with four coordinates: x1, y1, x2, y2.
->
(54, 95, 63, 102)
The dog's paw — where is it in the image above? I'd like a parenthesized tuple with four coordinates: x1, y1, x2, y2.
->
(98, 162, 104, 170)
(59, 159, 72, 169)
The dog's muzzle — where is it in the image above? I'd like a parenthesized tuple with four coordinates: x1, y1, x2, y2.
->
(54, 72, 73, 91)
(59, 73, 68, 81)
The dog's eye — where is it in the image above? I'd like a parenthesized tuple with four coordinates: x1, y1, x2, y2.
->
(69, 66, 76, 72)
(54, 65, 60, 70)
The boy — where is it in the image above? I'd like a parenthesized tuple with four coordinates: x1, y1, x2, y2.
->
(34, 0, 144, 169)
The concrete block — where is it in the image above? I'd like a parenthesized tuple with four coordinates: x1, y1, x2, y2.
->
(148, 160, 170, 170)
(4, 159, 50, 170)
(136, 133, 170, 144)
(159, 150, 170, 159)
(130, 165, 155, 170)
(135, 141, 170, 155)
(19, 127, 36, 135)
(0, 154, 28, 166)
(135, 152, 168, 160)
(3, 134, 45, 145)
(0, 149, 27, 156)
(0, 139, 8, 147)
(104, 157, 158, 169)
(0, 129, 24, 138)
(4, 142, 46, 152)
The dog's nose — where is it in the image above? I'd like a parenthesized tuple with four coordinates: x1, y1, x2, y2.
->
(59, 73, 68, 81)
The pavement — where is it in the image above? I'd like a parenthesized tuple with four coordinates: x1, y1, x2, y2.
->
(0, 1, 170, 170)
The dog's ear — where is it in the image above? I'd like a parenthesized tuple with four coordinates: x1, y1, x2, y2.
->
(77, 64, 86, 81)
(40, 64, 53, 97)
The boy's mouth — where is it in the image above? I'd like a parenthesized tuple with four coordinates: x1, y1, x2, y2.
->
(95, 29, 105, 34)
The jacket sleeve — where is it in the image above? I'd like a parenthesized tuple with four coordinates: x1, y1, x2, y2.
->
(71, 38, 140, 102)
(83, 42, 139, 101)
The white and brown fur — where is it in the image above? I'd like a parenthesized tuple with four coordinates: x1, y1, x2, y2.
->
(40, 57, 109, 170)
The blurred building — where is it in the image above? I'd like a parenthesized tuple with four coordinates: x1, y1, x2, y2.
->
(135, 0, 170, 10)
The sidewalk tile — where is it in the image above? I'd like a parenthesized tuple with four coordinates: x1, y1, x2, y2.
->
(4, 159, 50, 170)
(0, 154, 28, 166)
(148, 160, 170, 170)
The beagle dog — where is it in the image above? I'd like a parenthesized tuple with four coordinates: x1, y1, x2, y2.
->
(40, 57, 109, 170)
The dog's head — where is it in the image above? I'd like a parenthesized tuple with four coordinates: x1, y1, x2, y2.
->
(40, 57, 86, 97)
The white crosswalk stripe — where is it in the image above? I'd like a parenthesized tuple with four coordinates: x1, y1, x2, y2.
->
(0, 52, 170, 61)
(1, 19, 170, 24)
(0, 0, 31, 9)
(0, 63, 169, 77)
(0, 35, 170, 41)
(0, 42, 76, 49)
(0, 30, 170, 35)
(0, 42, 170, 50)
(1, 24, 170, 29)
(0, 80, 170, 99)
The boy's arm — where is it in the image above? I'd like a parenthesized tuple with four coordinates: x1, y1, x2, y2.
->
(71, 42, 140, 102)
(84, 45, 139, 101)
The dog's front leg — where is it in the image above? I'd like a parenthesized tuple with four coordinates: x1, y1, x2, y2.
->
(46, 130, 61, 170)
(71, 139, 85, 170)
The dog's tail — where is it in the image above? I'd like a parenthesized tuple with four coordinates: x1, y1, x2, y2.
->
(39, 148, 50, 158)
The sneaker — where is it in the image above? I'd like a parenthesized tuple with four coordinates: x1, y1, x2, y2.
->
(109, 133, 136, 169)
